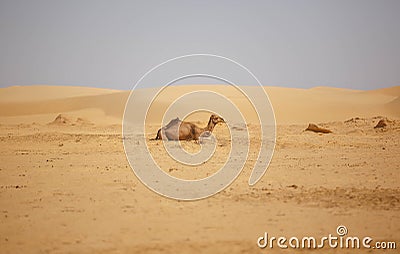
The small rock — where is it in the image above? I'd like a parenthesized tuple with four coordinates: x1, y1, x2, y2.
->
(374, 119, 387, 128)
(305, 123, 332, 133)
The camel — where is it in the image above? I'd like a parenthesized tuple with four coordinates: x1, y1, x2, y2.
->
(155, 114, 225, 141)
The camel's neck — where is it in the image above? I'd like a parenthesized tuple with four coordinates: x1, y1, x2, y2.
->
(204, 119, 216, 132)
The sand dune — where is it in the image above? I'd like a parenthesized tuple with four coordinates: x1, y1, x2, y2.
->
(0, 85, 121, 102)
(0, 84, 399, 253)
(0, 85, 398, 125)
(367, 85, 400, 96)
(385, 96, 400, 115)
(0, 90, 129, 125)
(266, 86, 399, 124)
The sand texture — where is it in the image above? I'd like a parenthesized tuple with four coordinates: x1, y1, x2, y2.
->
(0, 85, 399, 253)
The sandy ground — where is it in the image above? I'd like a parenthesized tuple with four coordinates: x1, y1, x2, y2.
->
(0, 85, 399, 253)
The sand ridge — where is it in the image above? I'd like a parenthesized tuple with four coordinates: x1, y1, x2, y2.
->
(0, 85, 399, 125)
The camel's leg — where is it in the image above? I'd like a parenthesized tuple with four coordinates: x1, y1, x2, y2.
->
(190, 128, 198, 141)
(155, 129, 162, 140)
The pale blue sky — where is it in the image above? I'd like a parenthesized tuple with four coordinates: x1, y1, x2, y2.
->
(0, 0, 399, 90)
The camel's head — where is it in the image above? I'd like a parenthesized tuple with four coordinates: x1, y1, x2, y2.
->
(210, 114, 225, 125)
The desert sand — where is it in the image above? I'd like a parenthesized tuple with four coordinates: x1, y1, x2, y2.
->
(0, 85, 399, 253)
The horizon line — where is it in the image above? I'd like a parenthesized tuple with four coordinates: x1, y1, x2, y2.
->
(1, 83, 399, 92)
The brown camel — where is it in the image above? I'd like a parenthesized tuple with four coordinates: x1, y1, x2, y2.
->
(155, 114, 225, 141)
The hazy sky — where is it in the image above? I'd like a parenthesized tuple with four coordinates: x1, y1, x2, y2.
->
(0, 0, 399, 90)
